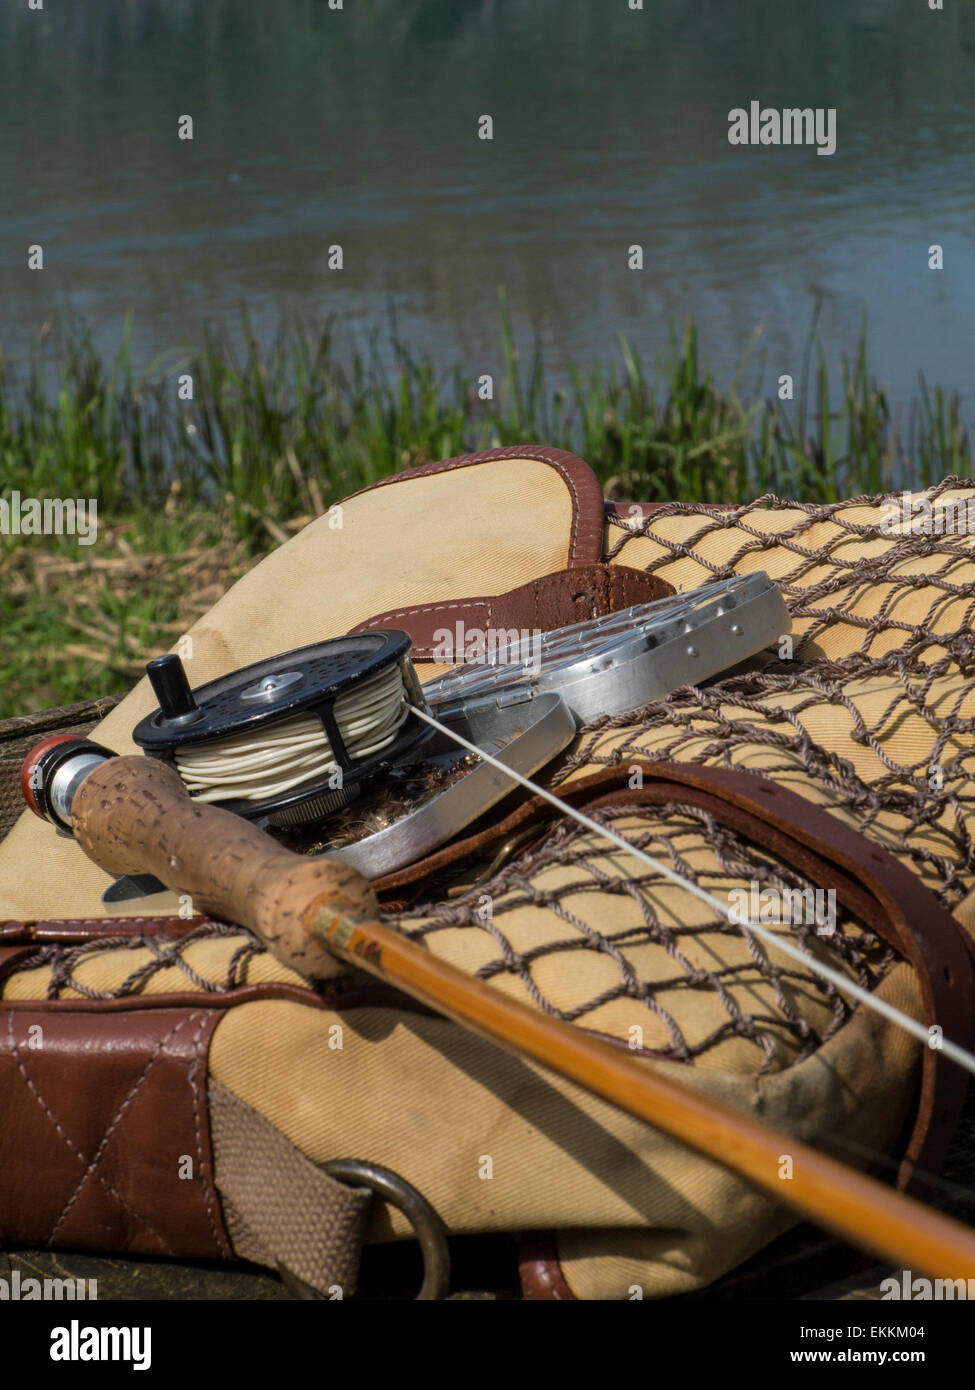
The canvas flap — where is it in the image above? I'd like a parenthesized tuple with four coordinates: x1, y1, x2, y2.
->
(0, 447, 605, 921)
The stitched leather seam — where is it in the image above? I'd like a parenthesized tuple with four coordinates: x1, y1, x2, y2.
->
(359, 598, 491, 631)
(45, 1010, 207, 1250)
(187, 1009, 230, 1256)
(5, 1008, 195, 1254)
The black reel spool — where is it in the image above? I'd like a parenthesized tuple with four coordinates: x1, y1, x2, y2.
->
(132, 630, 434, 827)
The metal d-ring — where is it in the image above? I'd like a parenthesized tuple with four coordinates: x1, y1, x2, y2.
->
(278, 1158, 451, 1301)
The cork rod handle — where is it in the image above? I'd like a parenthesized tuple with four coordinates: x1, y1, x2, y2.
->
(71, 755, 378, 979)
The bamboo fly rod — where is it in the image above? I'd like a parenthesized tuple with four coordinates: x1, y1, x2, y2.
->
(54, 750, 975, 1283)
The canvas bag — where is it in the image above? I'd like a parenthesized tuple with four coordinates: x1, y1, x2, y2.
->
(2, 449, 974, 1299)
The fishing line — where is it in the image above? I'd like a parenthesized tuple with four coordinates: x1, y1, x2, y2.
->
(101, 577, 975, 1077)
(130, 629, 434, 827)
(409, 702, 975, 1081)
(176, 662, 408, 803)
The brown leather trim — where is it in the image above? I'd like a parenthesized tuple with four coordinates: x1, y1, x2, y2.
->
(350, 564, 675, 660)
(0, 1005, 232, 1260)
(518, 1230, 577, 1300)
(0, 958, 438, 1266)
(0, 945, 36, 987)
(348, 446, 606, 570)
(0, 915, 210, 942)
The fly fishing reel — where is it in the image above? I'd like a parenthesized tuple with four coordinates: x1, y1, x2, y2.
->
(132, 630, 434, 827)
(24, 571, 789, 900)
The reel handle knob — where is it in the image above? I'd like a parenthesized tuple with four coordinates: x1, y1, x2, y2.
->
(69, 754, 379, 981)
(146, 654, 200, 723)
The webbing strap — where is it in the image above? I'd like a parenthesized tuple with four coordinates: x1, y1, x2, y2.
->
(209, 1079, 371, 1297)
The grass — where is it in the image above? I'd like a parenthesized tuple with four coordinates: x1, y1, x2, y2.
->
(0, 299, 972, 718)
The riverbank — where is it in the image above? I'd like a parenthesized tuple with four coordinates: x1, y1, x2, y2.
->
(1, 311, 971, 717)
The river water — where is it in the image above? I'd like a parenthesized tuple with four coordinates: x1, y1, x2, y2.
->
(1, 0, 973, 411)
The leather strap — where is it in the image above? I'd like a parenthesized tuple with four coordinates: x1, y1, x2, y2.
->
(349, 564, 675, 661)
(518, 1231, 576, 1300)
(0, 915, 209, 942)
(377, 760, 975, 1196)
(605, 501, 738, 519)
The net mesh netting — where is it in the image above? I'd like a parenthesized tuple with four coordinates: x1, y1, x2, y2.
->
(390, 479, 975, 1073)
(401, 801, 894, 1072)
(4, 482, 974, 1082)
(576, 477, 975, 909)
(5, 921, 264, 1001)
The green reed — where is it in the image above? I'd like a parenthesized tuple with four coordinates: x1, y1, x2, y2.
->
(0, 299, 971, 544)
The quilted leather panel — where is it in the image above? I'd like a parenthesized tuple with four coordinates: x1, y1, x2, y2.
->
(0, 1005, 231, 1259)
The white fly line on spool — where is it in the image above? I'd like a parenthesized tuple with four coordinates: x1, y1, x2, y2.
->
(175, 661, 409, 803)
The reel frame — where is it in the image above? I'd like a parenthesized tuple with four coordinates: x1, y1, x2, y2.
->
(132, 630, 434, 826)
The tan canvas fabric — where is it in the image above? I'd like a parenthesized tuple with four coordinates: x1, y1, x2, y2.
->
(1, 924, 922, 1298)
(3, 466, 973, 1297)
(583, 485, 975, 912)
(0, 455, 577, 920)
